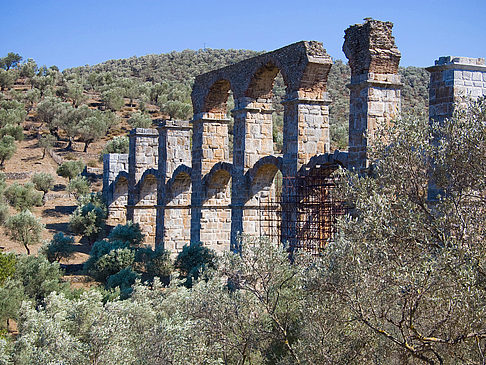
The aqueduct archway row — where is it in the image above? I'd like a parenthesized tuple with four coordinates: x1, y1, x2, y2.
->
(103, 19, 486, 253)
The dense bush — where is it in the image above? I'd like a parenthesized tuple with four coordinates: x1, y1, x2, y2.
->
(31, 172, 54, 196)
(69, 202, 107, 243)
(175, 241, 217, 287)
(5, 210, 44, 255)
(56, 160, 85, 181)
(4, 182, 43, 211)
(101, 136, 129, 155)
(41, 232, 76, 263)
(67, 176, 91, 199)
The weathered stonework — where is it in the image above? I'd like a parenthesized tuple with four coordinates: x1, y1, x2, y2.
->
(426, 56, 486, 123)
(103, 19, 481, 254)
(344, 19, 402, 172)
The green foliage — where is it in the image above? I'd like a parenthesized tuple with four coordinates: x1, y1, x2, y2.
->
(0, 124, 24, 141)
(0, 69, 17, 91)
(69, 202, 107, 243)
(31, 172, 54, 195)
(102, 135, 129, 155)
(0, 135, 16, 167)
(76, 113, 111, 152)
(67, 176, 91, 199)
(41, 232, 76, 263)
(101, 87, 124, 111)
(38, 134, 56, 158)
(107, 221, 144, 246)
(0, 203, 9, 226)
(5, 210, 44, 255)
(56, 159, 85, 180)
(0, 252, 16, 285)
(127, 111, 152, 128)
(88, 246, 135, 282)
(143, 247, 173, 282)
(4, 182, 43, 211)
(175, 242, 216, 287)
(106, 267, 139, 299)
(0, 53, 22, 71)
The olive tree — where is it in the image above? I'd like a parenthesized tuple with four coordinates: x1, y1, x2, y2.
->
(5, 210, 44, 255)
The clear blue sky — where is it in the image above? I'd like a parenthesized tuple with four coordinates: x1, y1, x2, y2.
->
(1, 0, 485, 70)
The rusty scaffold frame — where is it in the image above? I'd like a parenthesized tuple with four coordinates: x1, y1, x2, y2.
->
(258, 164, 347, 255)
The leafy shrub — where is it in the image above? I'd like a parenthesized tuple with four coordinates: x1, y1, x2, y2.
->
(5, 210, 44, 255)
(106, 267, 139, 299)
(0, 135, 16, 167)
(0, 124, 24, 141)
(31, 172, 54, 195)
(175, 242, 216, 287)
(89, 247, 135, 282)
(145, 247, 172, 283)
(102, 136, 129, 155)
(0, 252, 16, 285)
(69, 202, 107, 243)
(14, 254, 69, 304)
(127, 111, 152, 128)
(56, 160, 85, 181)
(41, 232, 76, 263)
(67, 176, 90, 199)
(4, 182, 43, 211)
(108, 221, 144, 247)
(0, 203, 9, 225)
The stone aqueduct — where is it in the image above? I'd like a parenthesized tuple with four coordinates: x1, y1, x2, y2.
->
(103, 19, 486, 253)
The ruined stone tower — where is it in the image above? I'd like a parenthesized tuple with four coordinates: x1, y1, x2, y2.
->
(343, 19, 402, 172)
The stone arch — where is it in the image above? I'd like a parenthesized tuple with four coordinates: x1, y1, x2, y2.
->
(164, 165, 192, 252)
(299, 150, 348, 177)
(166, 165, 192, 206)
(107, 172, 129, 225)
(202, 79, 232, 118)
(199, 162, 232, 252)
(134, 169, 158, 245)
(136, 168, 158, 205)
(245, 61, 286, 99)
(202, 162, 232, 203)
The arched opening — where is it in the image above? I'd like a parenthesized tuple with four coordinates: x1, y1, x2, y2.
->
(135, 173, 157, 246)
(201, 168, 232, 252)
(165, 171, 191, 252)
(108, 176, 128, 225)
(246, 161, 282, 239)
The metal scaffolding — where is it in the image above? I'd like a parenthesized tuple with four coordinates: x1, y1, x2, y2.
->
(258, 164, 347, 255)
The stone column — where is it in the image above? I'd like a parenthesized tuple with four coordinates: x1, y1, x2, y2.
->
(343, 19, 402, 173)
(126, 128, 159, 236)
(426, 56, 486, 199)
(155, 120, 192, 250)
(230, 96, 274, 251)
(280, 92, 331, 250)
(427, 56, 486, 123)
(103, 153, 129, 224)
(190, 113, 230, 244)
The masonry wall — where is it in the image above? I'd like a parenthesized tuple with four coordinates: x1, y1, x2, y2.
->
(103, 153, 129, 224)
(427, 56, 486, 122)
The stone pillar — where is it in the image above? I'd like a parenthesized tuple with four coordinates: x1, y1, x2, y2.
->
(280, 92, 331, 250)
(103, 153, 129, 224)
(427, 56, 486, 123)
(155, 120, 192, 250)
(343, 19, 402, 173)
(230, 96, 275, 251)
(126, 128, 159, 246)
(103, 153, 129, 204)
(426, 56, 486, 199)
(190, 113, 230, 244)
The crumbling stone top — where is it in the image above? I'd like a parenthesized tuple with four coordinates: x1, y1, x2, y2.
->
(426, 56, 486, 72)
(191, 41, 333, 115)
(343, 18, 401, 76)
(435, 56, 485, 66)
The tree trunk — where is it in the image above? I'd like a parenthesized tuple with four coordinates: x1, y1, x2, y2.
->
(84, 140, 91, 152)
(24, 243, 30, 255)
(65, 137, 74, 151)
